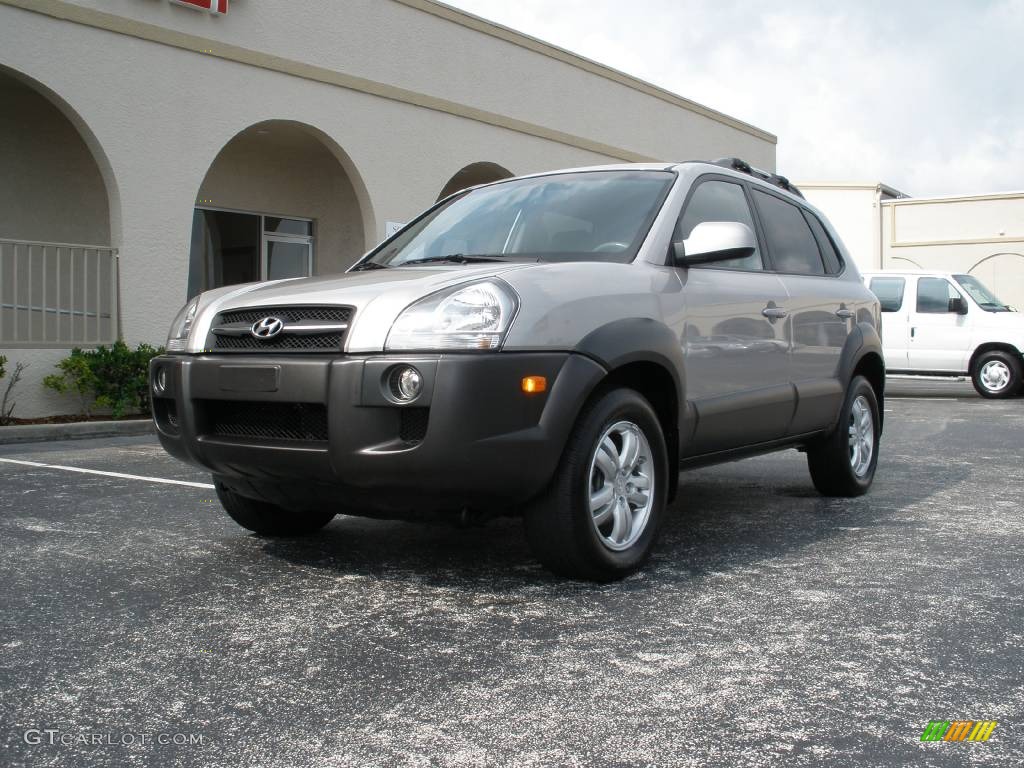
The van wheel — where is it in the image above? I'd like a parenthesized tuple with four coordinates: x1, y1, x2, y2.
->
(806, 375, 880, 497)
(214, 480, 335, 536)
(523, 388, 668, 581)
(971, 350, 1022, 399)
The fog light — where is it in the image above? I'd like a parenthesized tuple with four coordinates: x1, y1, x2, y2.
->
(388, 365, 423, 402)
(154, 367, 168, 394)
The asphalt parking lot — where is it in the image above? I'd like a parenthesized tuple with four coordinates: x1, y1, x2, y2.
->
(1, 379, 1021, 767)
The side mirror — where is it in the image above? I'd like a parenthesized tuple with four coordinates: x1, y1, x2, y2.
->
(949, 296, 968, 315)
(672, 221, 756, 266)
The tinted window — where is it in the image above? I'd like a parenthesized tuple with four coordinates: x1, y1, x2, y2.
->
(803, 211, 843, 274)
(869, 277, 906, 312)
(752, 190, 825, 275)
(675, 180, 763, 271)
(916, 277, 962, 313)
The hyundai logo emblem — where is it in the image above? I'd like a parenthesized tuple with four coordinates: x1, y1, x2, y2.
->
(251, 316, 285, 339)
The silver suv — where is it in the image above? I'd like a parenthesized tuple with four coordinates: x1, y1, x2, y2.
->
(151, 159, 884, 581)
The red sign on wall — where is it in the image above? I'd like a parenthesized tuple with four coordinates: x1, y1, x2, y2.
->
(170, 0, 229, 14)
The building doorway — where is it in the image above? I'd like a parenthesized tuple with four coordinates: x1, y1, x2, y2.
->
(187, 208, 314, 298)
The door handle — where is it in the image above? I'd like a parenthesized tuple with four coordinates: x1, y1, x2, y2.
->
(835, 308, 855, 319)
(762, 306, 788, 320)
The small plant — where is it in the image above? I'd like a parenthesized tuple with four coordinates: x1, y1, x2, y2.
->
(43, 342, 164, 418)
(0, 355, 28, 426)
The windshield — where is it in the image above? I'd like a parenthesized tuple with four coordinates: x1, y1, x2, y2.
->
(359, 171, 674, 268)
(953, 274, 1014, 312)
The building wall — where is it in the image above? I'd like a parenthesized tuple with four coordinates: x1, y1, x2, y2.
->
(59, 0, 776, 170)
(882, 194, 1024, 311)
(0, 0, 775, 417)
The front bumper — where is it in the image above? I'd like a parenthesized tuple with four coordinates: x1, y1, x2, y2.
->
(150, 351, 605, 512)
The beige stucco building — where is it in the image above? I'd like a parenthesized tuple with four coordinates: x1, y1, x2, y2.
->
(0, 0, 775, 417)
(801, 183, 1024, 311)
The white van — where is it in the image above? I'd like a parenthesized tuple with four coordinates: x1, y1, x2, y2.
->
(863, 271, 1024, 398)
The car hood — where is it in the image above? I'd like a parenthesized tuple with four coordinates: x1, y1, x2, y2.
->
(186, 263, 535, 353)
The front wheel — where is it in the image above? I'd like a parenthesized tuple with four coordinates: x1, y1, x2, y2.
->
(215, 480, 336, 536)
(971, 350, 1022, 399)
(806, 375, 880, 497)
(523, 388, 668, 581)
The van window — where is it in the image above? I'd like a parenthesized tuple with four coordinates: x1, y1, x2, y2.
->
(803, 211, 843, 274)
(869, 277, 906, 312)
(916, 277, 962, 314)
(752, 190, 825, 275)
(675, 180, 763, 270)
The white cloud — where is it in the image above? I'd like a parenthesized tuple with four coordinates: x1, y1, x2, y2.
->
(445, 0, 1024, 196)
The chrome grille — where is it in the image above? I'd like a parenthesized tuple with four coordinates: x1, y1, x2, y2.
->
(208, 305, 353, 352)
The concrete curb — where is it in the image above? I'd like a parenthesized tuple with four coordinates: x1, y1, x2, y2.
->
(0, 419, 155, 445)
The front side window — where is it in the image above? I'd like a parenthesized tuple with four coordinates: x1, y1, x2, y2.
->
(869, 277, 906, 312)
(954, 274, 1013, 312)
(752, 190, 826, 276)
(361, 171, 674, 268)
(674, 179, 763, 271)
(916, 277, 963, 314)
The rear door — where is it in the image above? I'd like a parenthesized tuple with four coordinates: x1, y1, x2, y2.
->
(867, 275, 910, 370)
(673, 176, 792, 455)
(909, 276, 973, 372)
(750, 190, 849, 435)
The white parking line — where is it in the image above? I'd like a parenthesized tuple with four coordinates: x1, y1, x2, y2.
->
(0, 458, 215, 489)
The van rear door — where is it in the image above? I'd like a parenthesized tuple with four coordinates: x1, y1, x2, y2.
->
(868, 275, 910, 371)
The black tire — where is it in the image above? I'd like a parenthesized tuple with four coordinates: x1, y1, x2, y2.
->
(523, 388, 668, 582)
(214, 480, 335, 536)
(970, 350, 1022, 399)
(806, 375, 880, 497)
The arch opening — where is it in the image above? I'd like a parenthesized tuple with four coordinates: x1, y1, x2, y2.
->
(436, 161, 514, 201)
(0, 65, 119, 345)
(188, 120, 371, 297)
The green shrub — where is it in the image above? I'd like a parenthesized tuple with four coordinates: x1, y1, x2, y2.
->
(43, 341, 164, 418)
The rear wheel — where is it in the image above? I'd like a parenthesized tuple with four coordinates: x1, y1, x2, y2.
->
(523, 388, 668, 581)
(970, 350, 1022, 399)
(806, 375, 880, 497)
(214, 480, 335, 536)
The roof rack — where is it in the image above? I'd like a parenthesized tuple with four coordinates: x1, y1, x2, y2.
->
(710, 157, 804, 199)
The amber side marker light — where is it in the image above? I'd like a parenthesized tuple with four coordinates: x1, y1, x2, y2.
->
(521, 375, 547, 394)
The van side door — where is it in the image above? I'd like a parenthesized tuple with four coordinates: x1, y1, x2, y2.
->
(673, 176, 793, 455)
(909, 276, 973, 372)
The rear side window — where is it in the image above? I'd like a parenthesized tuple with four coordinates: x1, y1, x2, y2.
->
(675, 179, 763, 271)
(869, 277, 906, 312)
(752, 190, 825, 275)
(916, 277, 961, 313)
(803, 211, 843, 274)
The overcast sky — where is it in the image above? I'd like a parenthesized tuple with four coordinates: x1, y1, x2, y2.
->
(446, 0, 1023, 197)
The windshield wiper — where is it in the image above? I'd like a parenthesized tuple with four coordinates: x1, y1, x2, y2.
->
(398, 254, 508, 266)
(350, 260, 389, 271)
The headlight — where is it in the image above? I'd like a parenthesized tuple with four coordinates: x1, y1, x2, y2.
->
(166, 296, 200, 352)
(386, 280, 518, 351)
